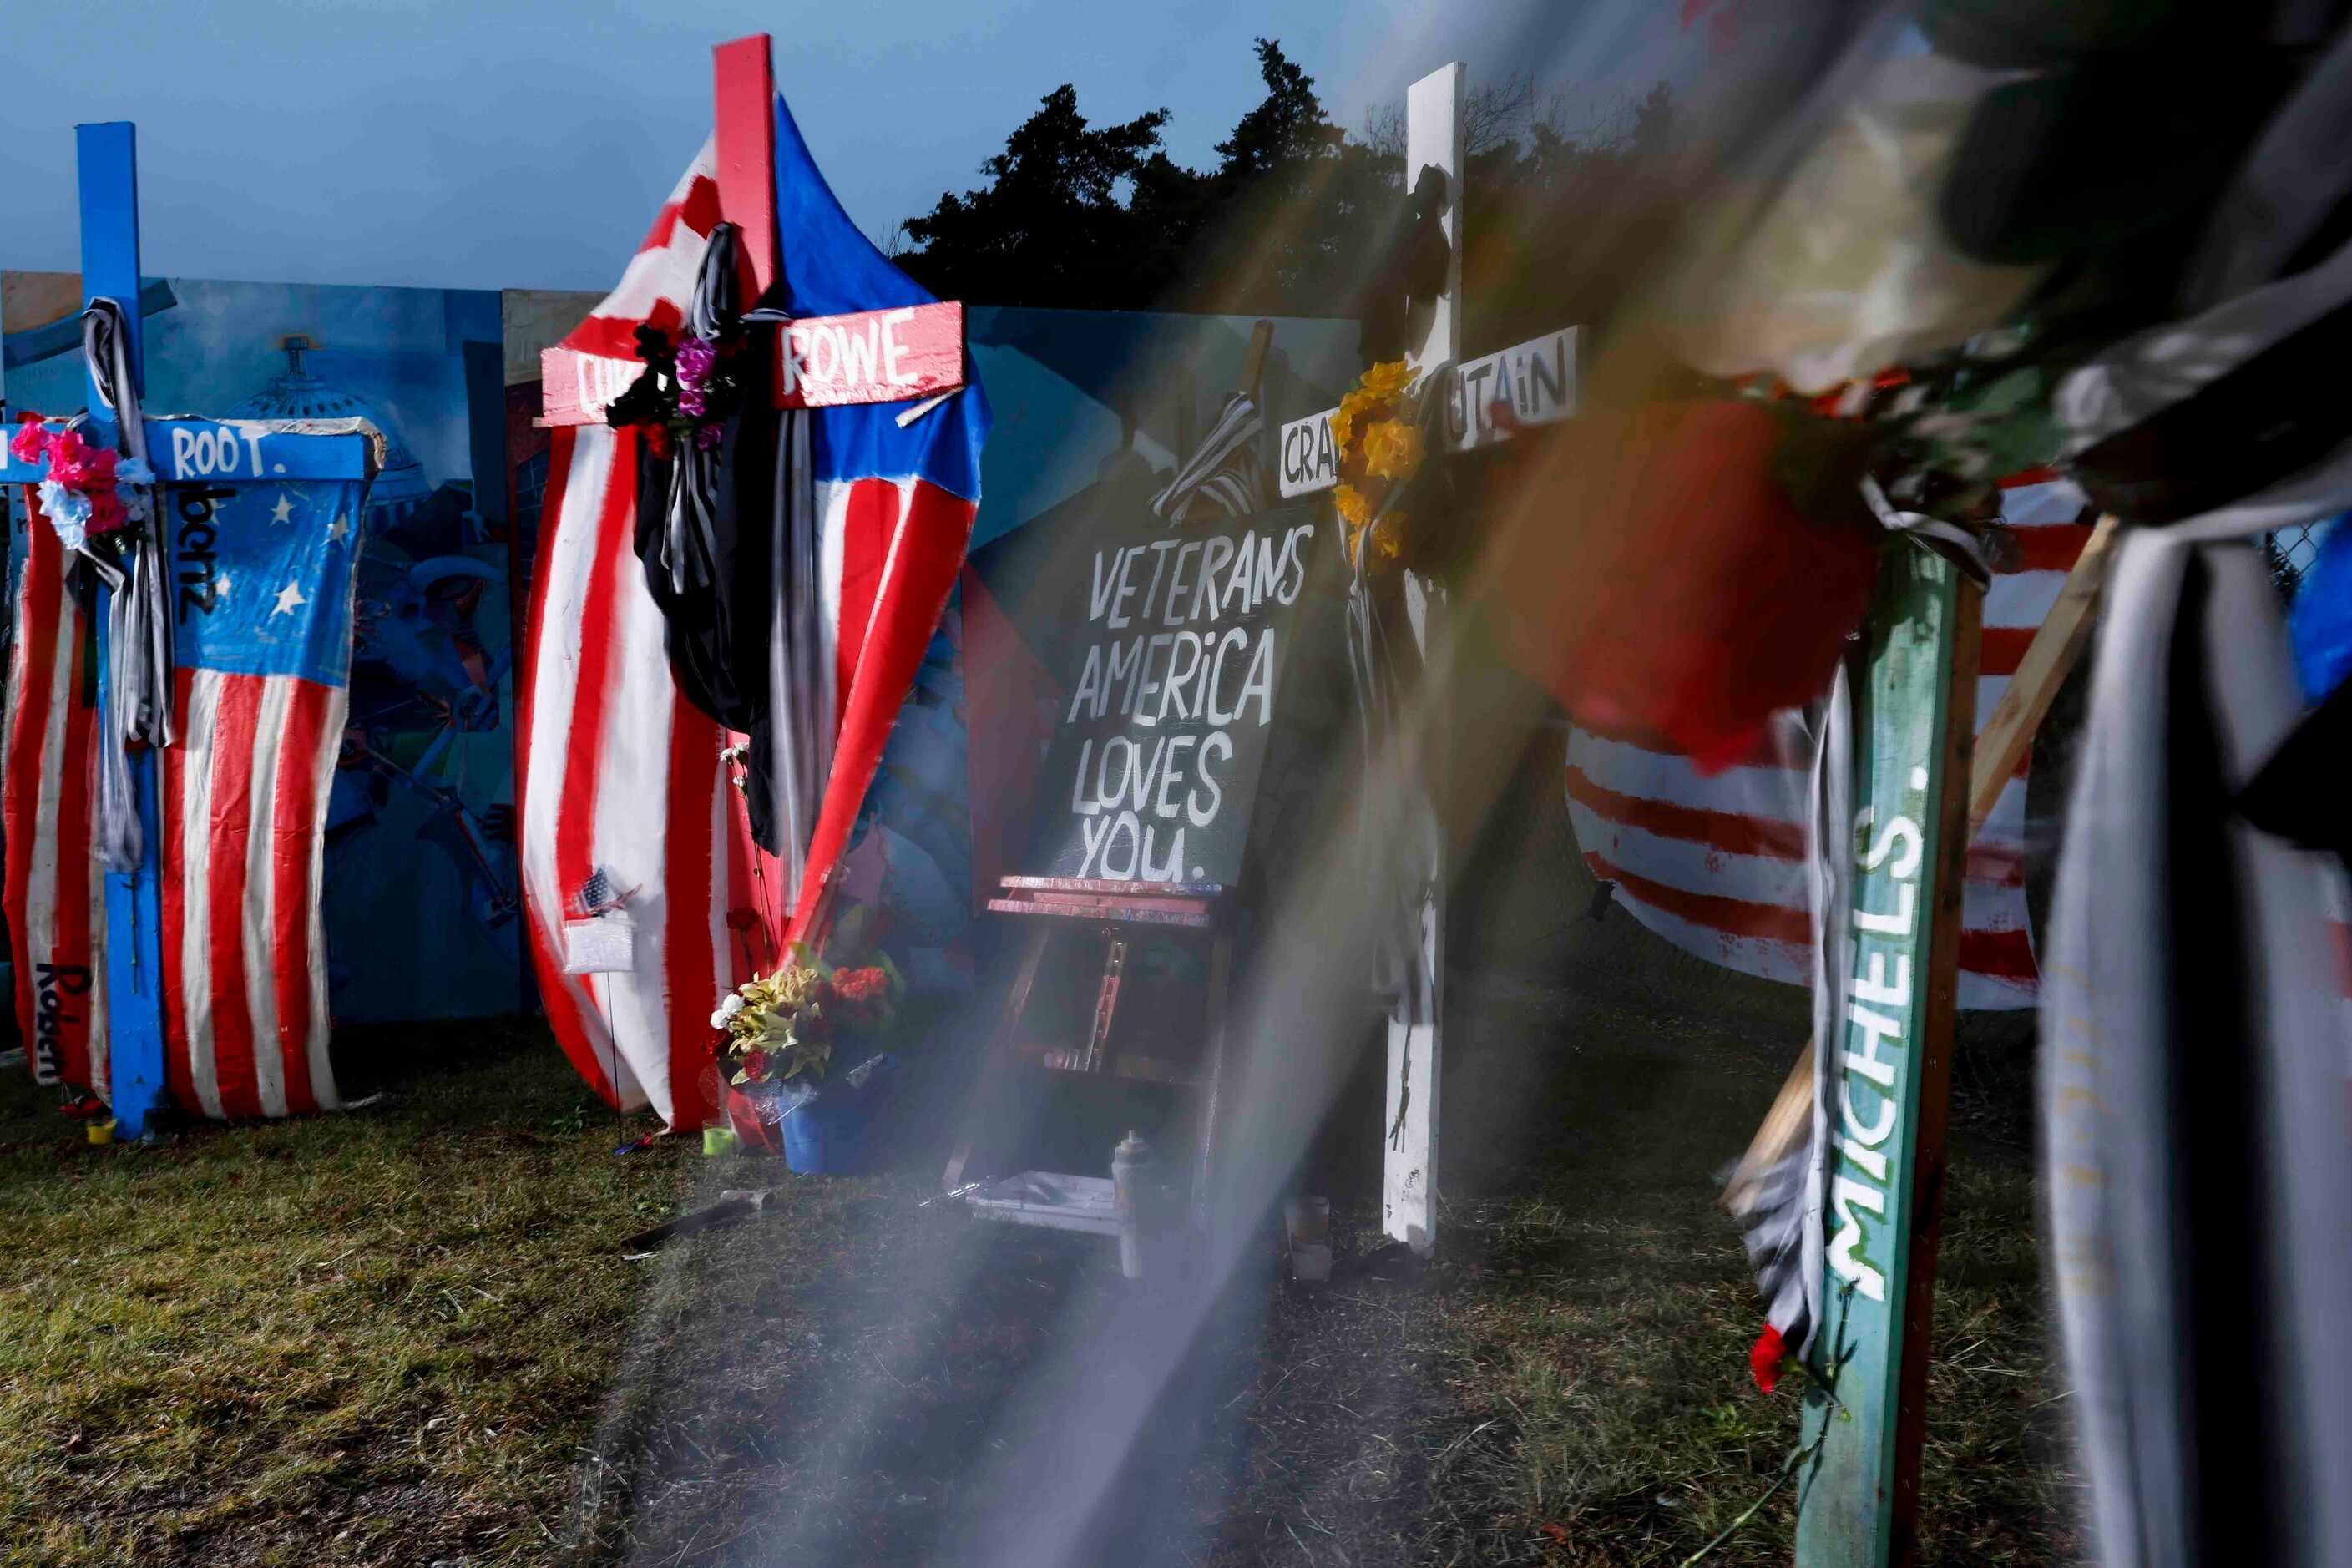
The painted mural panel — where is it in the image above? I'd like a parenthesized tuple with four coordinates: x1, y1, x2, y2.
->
(3, 272, 524, 1023)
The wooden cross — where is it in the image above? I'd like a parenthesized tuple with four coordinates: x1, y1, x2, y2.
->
(534, 33, 967, 430)
(0, 123, 372, 1138)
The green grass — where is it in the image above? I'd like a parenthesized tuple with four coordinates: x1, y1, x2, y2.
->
(0, 1020, 693, 1566)
(0, 928, 2076, 1565)
(1204, 948, 2077, 1565)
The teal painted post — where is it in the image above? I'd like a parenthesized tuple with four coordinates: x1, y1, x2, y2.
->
(1793, 546, 1982, 1565)
(76, 120, 171, 1140)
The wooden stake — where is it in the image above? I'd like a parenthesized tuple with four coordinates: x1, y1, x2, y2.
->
(1237, 319, 1274, 402)
(1794, 555, 1981, 1565)
(1967, 513, 2119, 830)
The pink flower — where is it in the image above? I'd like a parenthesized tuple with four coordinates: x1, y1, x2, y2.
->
(43, 427, 89, 479)
(8, 417, 48, 466)
(79, 447, 119, 484)
(85, 489, 129, 536)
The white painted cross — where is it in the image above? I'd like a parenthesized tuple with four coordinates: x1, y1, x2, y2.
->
(1357, 65, 1586, 1258)
(1380, 63, 1463, 1258)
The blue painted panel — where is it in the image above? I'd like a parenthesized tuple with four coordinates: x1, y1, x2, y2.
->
(77, 119, 168, 1141)
(75, 122, 142, 449)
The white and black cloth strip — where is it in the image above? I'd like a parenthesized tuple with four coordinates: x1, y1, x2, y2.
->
(82, 297, 175, 873)
(651, 220, 738, 599)
(1151, 391, 1267, 524)
(1724, 669, 1850, 1370)
(762, 404, 826, 903)
(2046, 39, 2352, 1560)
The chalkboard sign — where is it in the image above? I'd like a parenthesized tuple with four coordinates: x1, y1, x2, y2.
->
(1019, 505, 1329, 887)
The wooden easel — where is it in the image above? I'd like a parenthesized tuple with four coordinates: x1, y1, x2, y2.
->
(944, 876, 1235, 1240)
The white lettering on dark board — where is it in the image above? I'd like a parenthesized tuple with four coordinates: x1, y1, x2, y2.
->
(1058, 521, 1315, 882)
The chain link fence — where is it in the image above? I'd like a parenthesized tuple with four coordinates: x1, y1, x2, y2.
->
(2268, 521, 2325, 599)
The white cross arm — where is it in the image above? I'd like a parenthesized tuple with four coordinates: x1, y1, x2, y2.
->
(1275, 325, 1579, 498)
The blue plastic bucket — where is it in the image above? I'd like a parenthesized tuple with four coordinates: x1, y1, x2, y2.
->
(781, 1093, 865, 1174)
(779, 1055, 895, 1175)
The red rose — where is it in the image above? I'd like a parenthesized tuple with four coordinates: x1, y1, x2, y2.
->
(86, 488, 129, 535)
(1748, 1323, 1788, 1393)
(741, 1049, 769, 1081)
(833, 967, 888, 1004)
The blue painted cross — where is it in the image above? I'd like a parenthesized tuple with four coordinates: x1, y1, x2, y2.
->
(0, 123, 369, 1136)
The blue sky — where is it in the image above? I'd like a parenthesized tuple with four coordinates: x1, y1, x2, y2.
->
(2, 1, 1700, 294)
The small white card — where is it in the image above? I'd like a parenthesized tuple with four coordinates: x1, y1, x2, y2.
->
(563, 916, 635, 974)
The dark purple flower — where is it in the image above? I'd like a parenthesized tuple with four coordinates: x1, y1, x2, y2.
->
(675, 336, 718, 386)
(695, 423, 724, 451)
(677, 387, 707, 418)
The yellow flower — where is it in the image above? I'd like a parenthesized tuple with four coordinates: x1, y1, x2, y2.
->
(1373, 516, 1404, 559)
(1329, 397, 1358, 453)
(1359, 360, 1413, 402)
(1333, 482, 1370, 528)
(1359, 417, 1424, 483)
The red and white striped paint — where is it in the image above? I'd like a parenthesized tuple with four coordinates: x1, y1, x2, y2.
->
(1567, 475, 2092, 1010)
(518, 142, 740, 1128)
(536, 144, 726, 426)
(158, 667, 341, 1118)
(3, 492, 110, 1095)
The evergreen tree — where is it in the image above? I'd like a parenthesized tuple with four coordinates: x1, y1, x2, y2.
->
(895, 40, 1678, 336)
(900, 86, 1183, 310)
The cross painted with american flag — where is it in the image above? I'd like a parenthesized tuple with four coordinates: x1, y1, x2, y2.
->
(516, 34, 988, 1134)
(3, 123, 378, 1135)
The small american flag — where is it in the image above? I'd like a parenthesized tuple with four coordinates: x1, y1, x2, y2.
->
(568, 867, 632, 920)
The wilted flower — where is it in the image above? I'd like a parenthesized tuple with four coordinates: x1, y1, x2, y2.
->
(86, 489, 129, 535)
(36, 481, 91, 551)
(1748, 1323, 1790, 1393)
(8, 416, 48, 466)
(1333, 483, 1370, 529)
